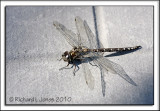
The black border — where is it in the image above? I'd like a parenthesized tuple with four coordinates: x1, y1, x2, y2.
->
(2, 2, 156, 108)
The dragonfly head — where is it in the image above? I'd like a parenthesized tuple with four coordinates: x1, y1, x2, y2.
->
(62, 51, 70, 62)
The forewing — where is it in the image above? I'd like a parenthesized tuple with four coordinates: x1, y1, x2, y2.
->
(81, 61, 95, 90)
(84, 20, 104, 49)
(53, 21, 79, 47)
(89, 52, 137, 86)
(83, 18, 106, 95)
(75, 17, 95, 89)
(75, 16, 90, 48)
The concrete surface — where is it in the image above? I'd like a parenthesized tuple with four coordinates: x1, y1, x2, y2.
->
(6, 6, 153, 104)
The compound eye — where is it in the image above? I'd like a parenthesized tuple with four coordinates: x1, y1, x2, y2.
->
(66, 55, 69, 59)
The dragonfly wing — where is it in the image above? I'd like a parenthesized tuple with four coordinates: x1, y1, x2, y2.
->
(82, 17, 106, 96)
(53, 21, 79, 47)
(75, 16, 90, 48)
(89, 52, 137, 86)
(84, 20, 104, 56)
(83, 18, 137, 86)
(84, 20, 104, 49)
(81, 61, 95, 90)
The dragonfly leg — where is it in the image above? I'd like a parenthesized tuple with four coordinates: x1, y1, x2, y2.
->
(57, 58, 62, 61)
(73, 64, 79, 76)
(59, 63, 70, 70)
(73, 64, 76, 76)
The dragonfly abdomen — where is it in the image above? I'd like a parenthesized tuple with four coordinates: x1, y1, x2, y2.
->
(90, 46, 141, 52)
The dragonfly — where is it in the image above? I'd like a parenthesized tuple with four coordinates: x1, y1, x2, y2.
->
(53, 16, 141, 96)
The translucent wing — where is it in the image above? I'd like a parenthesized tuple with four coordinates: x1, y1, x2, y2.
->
(84, 19, 137, 86)
(84, 20, 104, 49)
(75, 16, 104, 49)
(89, 52, 137, 86)
(82, 61, 95, 90)
(75, 16, 95, 89)
(83, 19, 106, 95)
(75, 16, 90, 48)
(75, 16, 82, 46)
(53, 21, 79, 47)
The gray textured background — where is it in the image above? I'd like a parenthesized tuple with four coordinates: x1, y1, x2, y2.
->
(6, 6, 153, 104)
